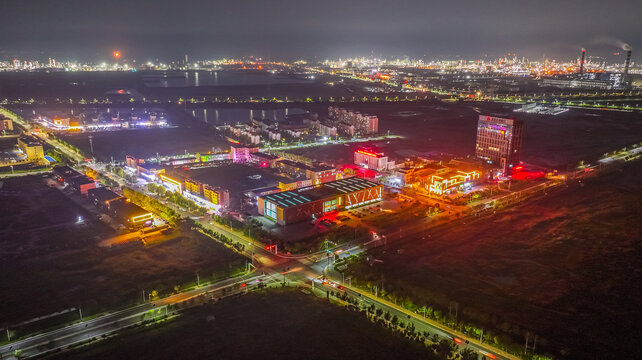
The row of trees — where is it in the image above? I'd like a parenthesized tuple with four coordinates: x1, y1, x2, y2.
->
(337, 254, 551, 359)
(146, 183, 207, 216)
(329, 289, 477, 360)
(191, 220, 246, 253)
(122, 187, 180, 224)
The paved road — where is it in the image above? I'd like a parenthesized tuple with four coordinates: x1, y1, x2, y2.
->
(0, 274, 263, 360)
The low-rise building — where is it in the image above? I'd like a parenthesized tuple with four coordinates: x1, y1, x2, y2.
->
(137, 162, 165, 180)
(18, 134, 44, 161)
(258, 177, 383, 225)
(203, 185, 230, 208)
(250, 152, 280, 168)
(88, 187, 123, 211)
(108, 198, 153, 228)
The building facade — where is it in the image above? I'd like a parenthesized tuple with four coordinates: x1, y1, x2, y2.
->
(328, 106, 378, 135)
(258, 177, 383, 225)
(475, 115, 524, 176)
(354, 148, 390, 171)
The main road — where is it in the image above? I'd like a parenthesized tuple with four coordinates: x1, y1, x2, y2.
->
(0, 273, 264, 359)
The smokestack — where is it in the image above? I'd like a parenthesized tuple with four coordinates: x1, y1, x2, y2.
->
(624, 49, 632, 76)
(580, 48, 586, 75)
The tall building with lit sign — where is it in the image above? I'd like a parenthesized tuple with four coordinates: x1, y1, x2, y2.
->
(354, 148, 390, 171)
(475, 115, 524, 176)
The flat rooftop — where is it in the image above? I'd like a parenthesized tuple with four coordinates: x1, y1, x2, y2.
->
(261, 176, 380, 208)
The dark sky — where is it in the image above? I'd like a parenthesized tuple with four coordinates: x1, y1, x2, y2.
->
(1, 0, 640, 62)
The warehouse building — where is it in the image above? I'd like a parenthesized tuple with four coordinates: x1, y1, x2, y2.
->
(258, 177, 383, 225)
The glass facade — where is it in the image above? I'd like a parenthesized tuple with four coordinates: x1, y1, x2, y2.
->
(265, 201, 277, 220)
(323, 199, 337, 213)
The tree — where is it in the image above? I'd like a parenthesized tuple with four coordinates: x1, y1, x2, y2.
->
(460, 348, 478, 360)
(433, 339, 455, 359)
(391, 315, 398, 327)
(383, 311, 391, 322)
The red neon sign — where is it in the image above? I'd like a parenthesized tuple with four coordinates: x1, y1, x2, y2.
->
(356, 149, 382, 157)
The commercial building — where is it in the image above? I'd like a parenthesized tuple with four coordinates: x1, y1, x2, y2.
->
(88, 187, 123, 211)
(53, 165, 96, 195)
(278, 178, 313, 191)
(0, 116, 13, 133)
(162, 174, 230, 209)
(68, 175, 97, 195)
(475, 115, 524, 176)
(428, 168, 481, 195)
(203, 185, 231, 208)
(17, 135, 44, 161)
(250, 152, 280, 168)
(354, 148, 393, 171)
(126, 155, 144, 168)
(258, 177, 383, 225)
(137, 162, 165, 180)
(231, 145, 259, 163)
(277, 160, 341, 185)
(108, 198, 153, 228)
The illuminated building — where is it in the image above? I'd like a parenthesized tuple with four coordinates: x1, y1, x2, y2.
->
(258, 177, 383, 225)
(137, 163, 165, 180)
(17, 135, 44, 161)
(250, 152, 279, 168)
(185, 178, 202, 195)
(428, 169, 481, 195)
(160, 174, 182, 193)
(68, 175, 96, 195)
(203, 185, 230, 208)
(231, 145, 259, 163)
(277, 160, 341, 185)
(354, 148, 392, 171)
(162, 156, 197, 166)
(88, 187, 123, 211)
(0, 116, 13, 133)
(53, 165, 96, 195)
(278, 179, 313, 191)
(126, 155, 144, 168)
(108, 198, 153, 228)
(475, 115, 524, 176)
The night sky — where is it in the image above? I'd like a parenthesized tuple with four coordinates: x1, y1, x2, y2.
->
(1, 0, 640, 62)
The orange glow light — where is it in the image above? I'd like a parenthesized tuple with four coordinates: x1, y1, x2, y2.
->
(356, 149, 382, 158)
(113, 50, 121, 59)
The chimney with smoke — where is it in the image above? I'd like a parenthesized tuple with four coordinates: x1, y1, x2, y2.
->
(624, 49, 632, 76)
(580, 48, 586, 75)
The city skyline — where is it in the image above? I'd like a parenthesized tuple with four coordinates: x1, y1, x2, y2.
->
(1, 0, 640, 62)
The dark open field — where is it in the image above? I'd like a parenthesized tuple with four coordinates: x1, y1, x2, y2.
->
(343, 161, 642, 358)
(290, 101, 642, 169)
(59, 126, 227, 161)
(0, 176, 244, 327)
(50, 289, 432, 360)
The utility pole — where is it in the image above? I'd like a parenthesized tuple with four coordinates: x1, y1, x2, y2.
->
(78, 306, 83, 321)
(88, 135, 94, 154)
(142, 289, 146, 302)
(7, 328, 10, 342)
(196, 272, 200, 287)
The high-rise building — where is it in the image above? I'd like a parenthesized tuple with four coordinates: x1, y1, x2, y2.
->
(475, 115, 524, 176)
